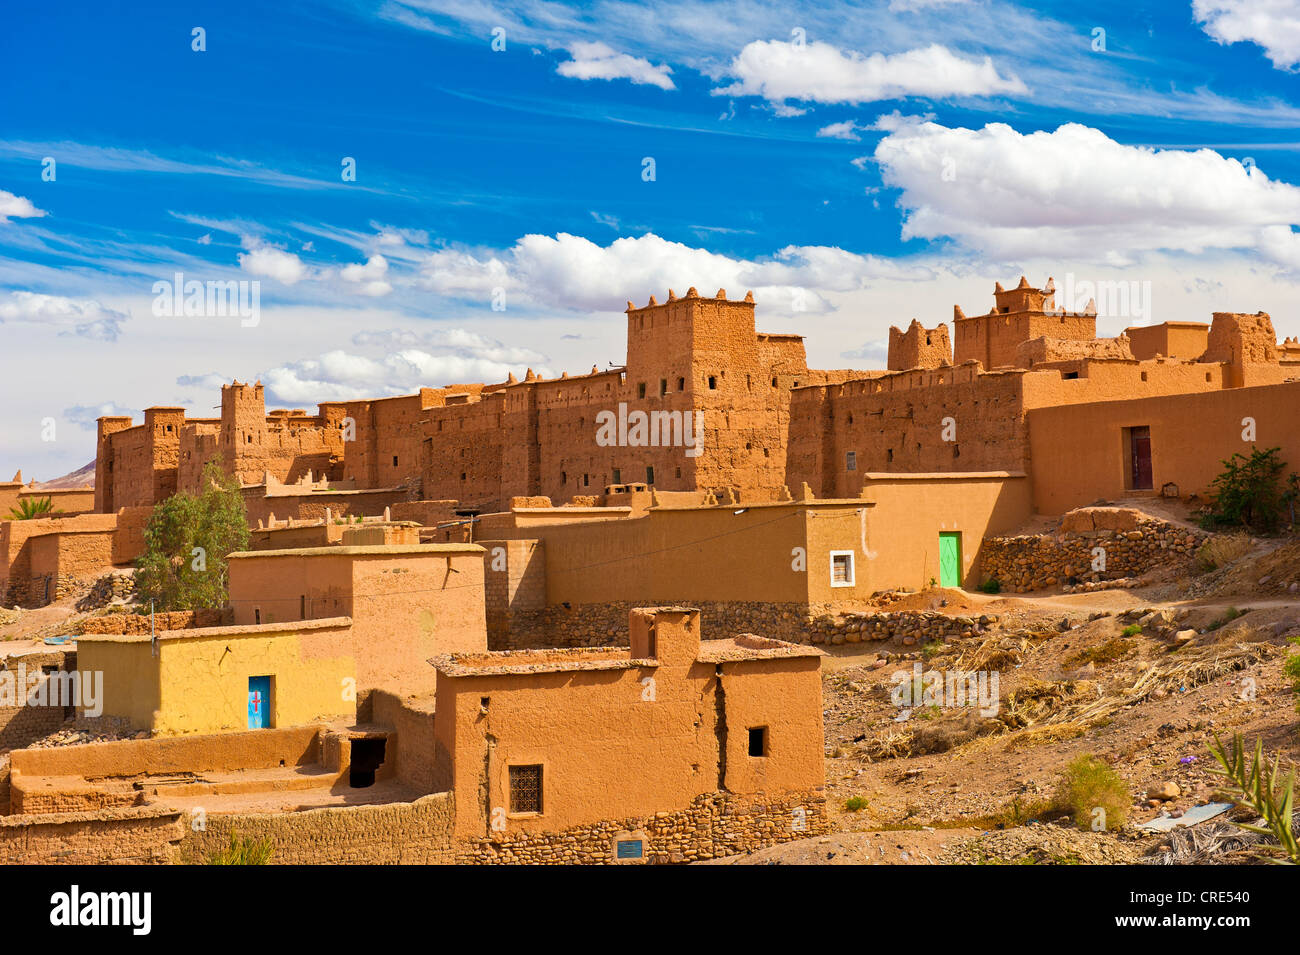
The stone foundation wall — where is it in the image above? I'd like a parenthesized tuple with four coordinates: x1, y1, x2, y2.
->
(179, 793, 457, 865)
(807, 610, 1000, 647)
(981, 515, 1207, 592)
(0, 649, 75, 751)
(456, 790, 829, 865)
(494, 600, 819, 650)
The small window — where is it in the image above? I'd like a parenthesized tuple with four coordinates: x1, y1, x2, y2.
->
(392, 455, 399, 466)
(771, 377, 778, 387)
(845, 451, 857, 472)
(612, 468, 621, 484)
(300, 595, 306, 618)
(254, 607, 262, 625)
(830, 551, 855, 588)
(583, 473, 589, 487)
(561, 470, 567, 484)
(645, 466, 655, 484)
(886, 448, 894, 463)
(659, 379, 668, 395)
(748, 727, 768, 757)
(509, 764, 543, 814)
(1063, 372, 1079, 380)
(708, 376, 717, 389)
(677, 377, 685, 390)
(637, 382, 647, 398)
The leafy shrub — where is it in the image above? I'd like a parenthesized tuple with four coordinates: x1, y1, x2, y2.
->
(6, 496, 58, 520)
(1120, 624, 1141, 637)
(1054, 754, 1129, 831)
(1201, 446, 1290, 532)
(979, 578, 1002, 594)
(1207, 734, 1299, 864)
(843, 796, 868, 812)
(135, 459, 249, 611)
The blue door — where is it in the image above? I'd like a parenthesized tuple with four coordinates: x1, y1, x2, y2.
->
(247, 676, 271, 729)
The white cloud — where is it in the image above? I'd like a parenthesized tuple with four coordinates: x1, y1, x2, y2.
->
(416, 231, 933, 315)
(817, 121, 865, 141)
(715, 40, 1027, 106)
(873, 120, 1300, 264)
(340, 254, 393, 296)
(0, 190, 46, 222)
(557, 41, 676, 90)
(262, 346, 542, 403)
(237, 238, 308, 284)
(0, 291, 127, 341)
(63, 401, 140, 430)
(1194, 0, 1300, 70)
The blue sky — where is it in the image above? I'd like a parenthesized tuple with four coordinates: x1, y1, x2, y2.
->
(4, 0, 1300, 479)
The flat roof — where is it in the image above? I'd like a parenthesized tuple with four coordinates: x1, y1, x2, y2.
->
(432, 646, 658, 677)
(228, 543, 484, 559)
(861, 470, 1027, 481)
(75, 616, 353, 644)
(697, 634, 825, 663)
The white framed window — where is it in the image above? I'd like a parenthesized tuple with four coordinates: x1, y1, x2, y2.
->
(829, 550, 855, 587)
(845, 451, 857, 472)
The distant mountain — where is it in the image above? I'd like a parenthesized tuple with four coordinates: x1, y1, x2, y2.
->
(33, 460, 95, 490)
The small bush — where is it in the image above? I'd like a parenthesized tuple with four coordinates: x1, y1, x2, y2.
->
(1208, 607, 1244, 631)
(979, 578, 1002, 594)
(1120, 624, 1141, 637)
(1202, 446, 1289, 532)
(207, 830, 274, 865)
(1285, 637, 1300, 716)
(1195, 534, 1251, 573)
(843, 796, 868, 812)
(1054, 755, 1130, 831)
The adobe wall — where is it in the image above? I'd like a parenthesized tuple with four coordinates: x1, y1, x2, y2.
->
(1125, 322, 1209, 361)
(435, 611, 823, 841)
(240, 485, 412, 527)
(786, 365, 1029, 498)
(73, 608, 231, 635)
(0, 486, 95, 517)
(478, 502, 873, 608)
(227, 547, 488, 702)
(853, 473, 1033, 591)
(0, 513, 121, 608)
(370, 690, 439, 793)
(27, 528, 115, 606)
(0, 807, 184, 864)
(888, 319, 952, 371)
(980, 509, 1207, 592)
(0, 649, 75, 750)
(1027, 380, 1300, 514)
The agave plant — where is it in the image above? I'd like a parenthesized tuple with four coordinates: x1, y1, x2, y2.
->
(6, 496, 57, 520)
(1207, 733, 1298, 864)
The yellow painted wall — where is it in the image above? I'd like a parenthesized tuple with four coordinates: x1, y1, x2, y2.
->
(77, 621, 355, 735)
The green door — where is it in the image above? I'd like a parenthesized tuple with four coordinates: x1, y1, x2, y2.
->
(939, 533, 962, 588)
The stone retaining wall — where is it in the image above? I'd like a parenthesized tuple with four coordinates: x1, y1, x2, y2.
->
(981, 512, 1207, 593)
(808, 610, 999, 647)
(457, 790, 828, 865)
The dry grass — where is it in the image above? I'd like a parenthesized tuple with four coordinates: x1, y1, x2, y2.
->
(1195, 534, 1252, 573)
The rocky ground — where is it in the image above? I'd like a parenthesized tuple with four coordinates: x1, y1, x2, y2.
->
(748, 516, 1300, 864)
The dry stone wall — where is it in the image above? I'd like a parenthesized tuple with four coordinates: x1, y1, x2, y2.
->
(981, 511, 1207, 592)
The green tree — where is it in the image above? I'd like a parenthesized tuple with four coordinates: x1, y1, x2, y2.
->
(1203, 445, 1289, 533)
(135, 460, 249, 610)
(6, 496, 58, 520)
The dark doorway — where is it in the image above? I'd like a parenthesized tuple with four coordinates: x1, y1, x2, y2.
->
(1127, 426, 1153, 490)
(349, 737, 387, 788)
